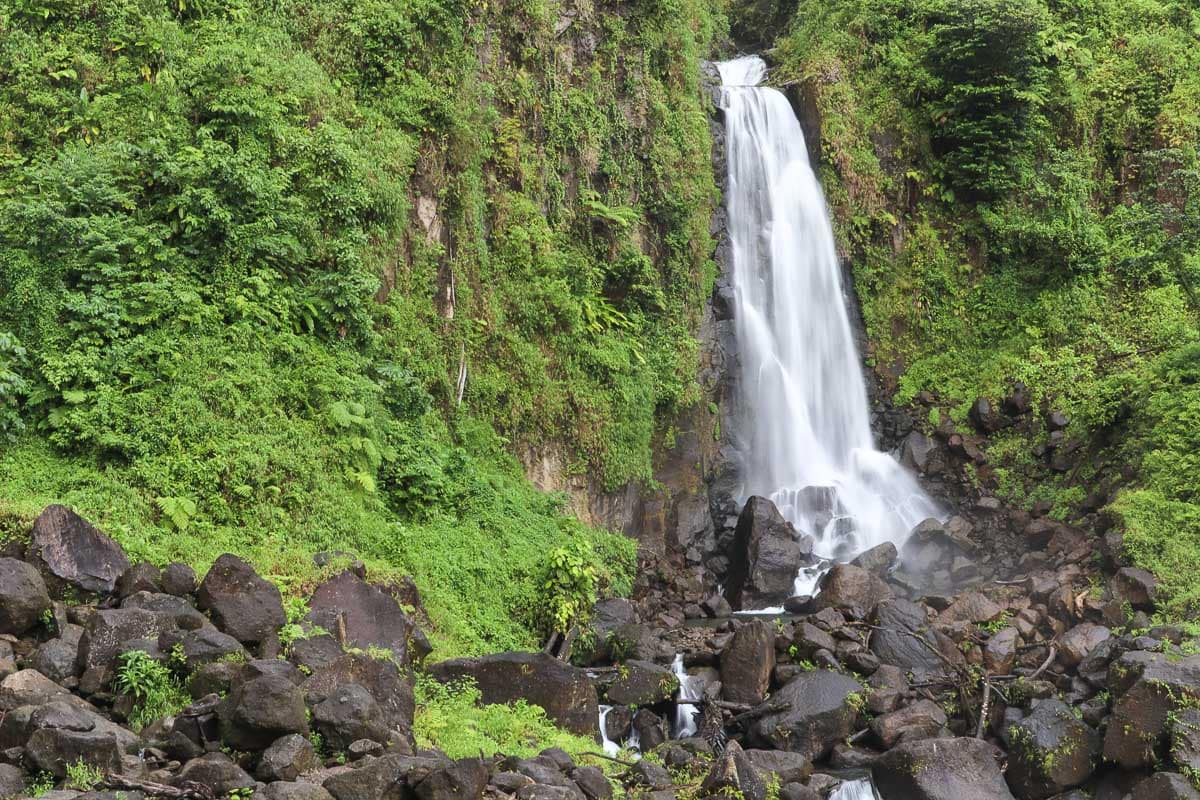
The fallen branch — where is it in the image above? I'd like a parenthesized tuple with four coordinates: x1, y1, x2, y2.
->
(975, 677, 992, 739)
(104, 776, 215, 799)
(1030, 646, 1057, 680)
(728, 701, 790, 727)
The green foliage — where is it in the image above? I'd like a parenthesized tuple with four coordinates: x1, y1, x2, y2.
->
(114, 649, 190, 731)
(414, 675, 613, 765)
(26, 772, 55, 798)
(534, 542, 600, 636)
(0, 0, 719, 657)
(65, 759, 104, 791)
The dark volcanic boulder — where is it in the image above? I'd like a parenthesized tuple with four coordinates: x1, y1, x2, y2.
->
(414, 757, 488, 800)
(26, 727, 124, 778)
(76, 608, 178, 671)
(1005, 699, 1099, 799)
(117, 561, 163, 597)
(1130, 772, 1200, 800)
(1171, 708, 1200, 776)
(305, 570, 424, 665)
(27, 505, 130, 596)
(0, 557, 51, 635)
(174, 752, 256, 795)
(258, 733, 319, 782)
(604, 660, 677, 706)
(870, 599, 959, 676)
(725, 497, 813, 609)
(742, 750, 813, 784)
(721, 620, 775, 705)
(870, 699, 947, 749)
(1056, 623, 1110, 667)
(814, 564, 893, 618)
(304, 653, 415, 745)
(1104, 651, 1200, 768)
(323, 754, 445, 800)
(851, 542, 898, 577)
(261, 783, 336, 800)
(311, 683, 391, 750)
(749, 669, 862, 760)
(197, 554, 286, 645)
(873, 737, 1015, 800)
(968, 397, 1010, 433)
(218, 672, 309, 750)
(429, 652, 597, 736)
(32, 624, 83, 684)
(162, 562, 198, 596)
(701, 741, 766, 800)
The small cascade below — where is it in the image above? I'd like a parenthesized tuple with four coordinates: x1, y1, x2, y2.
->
(717, 56, 941, 598)
(828, 778, 880, 800)
(671, 653, 700, 738)
(598, 705, 621, 757)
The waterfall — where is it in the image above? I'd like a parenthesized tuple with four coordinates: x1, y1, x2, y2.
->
(598, 705, 621, 757)
(828, 778, 880, 800)
(717, 56, 939, 587)
(671, 653, 700, 738)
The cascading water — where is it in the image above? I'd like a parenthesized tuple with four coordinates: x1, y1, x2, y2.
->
(828, 778, 880, 800)
(598, 706, 621, 757)
(671, 653, 700, 738)
(717, 56, 940, 599)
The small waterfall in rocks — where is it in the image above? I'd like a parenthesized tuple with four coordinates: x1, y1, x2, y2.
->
(828, 778, 880, 800)
(671, 653, 700, 738)
(598, 706, 621, 757)
(717, 56, 940, 599)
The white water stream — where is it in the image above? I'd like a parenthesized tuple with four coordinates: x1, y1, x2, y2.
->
(829, 778, 880, 800)
(717, 56, 939, 599)
(671, 653, 700, 738)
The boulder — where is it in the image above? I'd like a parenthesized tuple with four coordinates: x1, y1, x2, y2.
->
(0, 764, 23, 799)
(323, 754, 444, 800)
(414, 758, 488, 800)
(26, 728, 123, 778)
(936, 592, 1004, 625)
(174, 752, 256, 795)
(76, 608, 177, 672)
(1057, 624, 1110, 668)
(870, 699, 948, 748)
(429, 652, 596, 736)
(0, 669, 70, 710)
(873, 737, 1015, 800)
(27, 505, 130, 596)
(1005, 699, 1099, 799)
(0, 557, 51, 635)
(304, 653, 414, 745)
(571, 766, 612, 800)
(305, 570, 424, 666)
(160, 627, 246, 671)
(261, 783, 336, 800)
(627, 760, 672, 790)
(968, 398, 1009, 433)
(632, 709, 667, 751)
(741, 750, 813, 784)
(217, 673, 309, 751)
(870, 599, 959, 676)
(162, 563, 197, 597)
(258, 733, 319, 782)
(311, 683, 391, 751)
(700, 741, 766, 800)
(851, 543, 898, 577)
(814, 564, 892, 618)
(31, 627, 83, 684)
(117, 562, 163, 597)
(604, 660, 678, 707)
(1112, 567, 1157, 611)
(197, 554, 286, 645)
(1172, 708, 1200, 776)
(749, 670, 862, 760)
(984, 628, 1019, 675)
(578, 599, 637, 664)
(1103, 651, 1200, 768)
(725, 497, 813, 609)
(721, 621, 775, 705)
(1129, 773, 1200, 800)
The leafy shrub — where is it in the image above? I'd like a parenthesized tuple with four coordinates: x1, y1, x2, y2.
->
(533, 542, 599, 637)
(114, 649, 189, 730)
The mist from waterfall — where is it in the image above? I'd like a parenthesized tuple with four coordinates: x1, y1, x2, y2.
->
(717, 56, 939, 588)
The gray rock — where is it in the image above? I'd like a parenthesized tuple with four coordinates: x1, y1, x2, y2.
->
(26, 728, 123, 778)
(161, 563, 197, 597)
(76, 608, 176, 672)
(0, 557, 51, 635)
(260, 783, 336, 800)
(1103, 651, 1200, 768)
(1005, 699, 1099, 799)
(741, 750, 813, 784)
(27, 505, 130, 596)
(196, 554, 286, 645)
(218, 673, 309, 751)
(721, 621, 775, 705)
(725, 497, 813, 609)
(258, 733, 319, 782)
(305, 570, 423, 666)
(700, 741, 765, 800)
(873, 737, 1015, 800)
(311, 683, 390, 751)
(414, 757, 488, 800)
(870, 599, 961, 677)
(871, 699, 948, 748)
(604, 660, 678, 706)
(304, 653, 414, 746)
(1129, 772, 1200, 800)
(173, 752, 256, 795)
(750, 670, 862, 760)
(117, 562, 163, 598)
(428, 652, 595, 736)
(323, 755, 444, 800)
(0, 763, 24, 800)
(814, 564, 893, 618)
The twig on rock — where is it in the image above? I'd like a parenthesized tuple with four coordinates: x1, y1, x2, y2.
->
(104, 775, 216, 799)
(975, 676, 992, 738)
